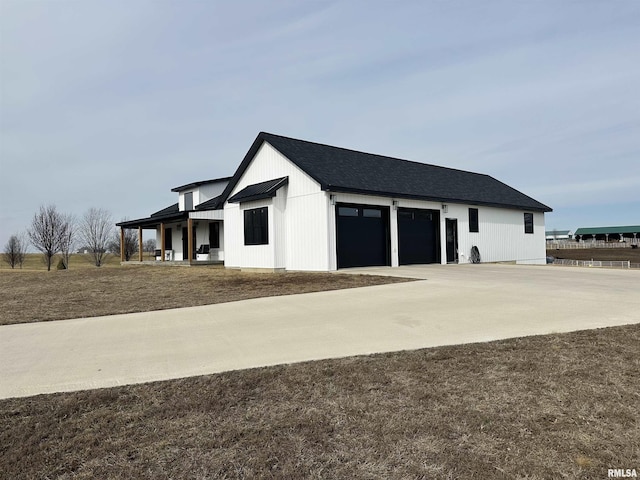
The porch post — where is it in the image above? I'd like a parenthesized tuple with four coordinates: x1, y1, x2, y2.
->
(120, 227, 125, 262)
(188, 217, 194, 263)
(138, 227, 143, 262)
(161, 223, 166, 262)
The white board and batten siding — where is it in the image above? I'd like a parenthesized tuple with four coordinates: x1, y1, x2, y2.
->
(328, 193, 547, 268)
(223, 141, 547, 270)
(447, 204, 547, 265)
(178, 181, 228, 211)
(223, 142, 329, 271)
(153, 219, 225, 262)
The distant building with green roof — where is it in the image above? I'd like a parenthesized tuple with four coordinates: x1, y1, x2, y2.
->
(574, 226, 640, 242)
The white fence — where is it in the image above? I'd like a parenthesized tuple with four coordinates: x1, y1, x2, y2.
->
(547, 240, 639, 249)
(553, 259, 640, 269)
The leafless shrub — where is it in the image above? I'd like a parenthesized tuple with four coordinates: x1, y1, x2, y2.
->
(144, 238, 156, 257)
(59, 214, 76, 269)
(79, 208, 113, 267)
(108, 224, 138, 261)
(27, 205, 67, 271)
(2, 234, 27, 269)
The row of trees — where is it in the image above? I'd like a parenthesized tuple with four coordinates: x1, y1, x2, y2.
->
(2, 204, 155, 270)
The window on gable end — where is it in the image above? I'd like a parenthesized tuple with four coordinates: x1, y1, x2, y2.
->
(184, 192, 194, 211)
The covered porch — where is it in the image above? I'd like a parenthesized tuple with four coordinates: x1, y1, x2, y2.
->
(116, 205, 224, 266)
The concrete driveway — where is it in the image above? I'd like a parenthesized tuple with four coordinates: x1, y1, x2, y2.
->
(1, 264, 639, 399)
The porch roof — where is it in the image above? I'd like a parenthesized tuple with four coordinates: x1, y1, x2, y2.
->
(116, 203, 189, 229)
(195, 194, 224, 210)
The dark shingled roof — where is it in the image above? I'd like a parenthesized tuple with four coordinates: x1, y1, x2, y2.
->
(195, 194, 224, 210)
(151, 203, 179, 217)
(171, 176, 232, 193)
(116, 203, 187, 228)
(221, 132, 552, 212)
(228, 177, 289, 203)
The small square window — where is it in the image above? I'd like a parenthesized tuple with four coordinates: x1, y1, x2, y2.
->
(524, 213, 534, 234)
(469, 208, 479, 233)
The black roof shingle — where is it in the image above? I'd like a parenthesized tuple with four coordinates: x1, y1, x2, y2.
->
(116, 203, 187, 228)
(195, 195, 224, 211)
(221, 132, 552, 212)
(171, 176, 232, 193)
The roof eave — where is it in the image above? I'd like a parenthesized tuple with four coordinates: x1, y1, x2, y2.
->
(171, 176, 233, 192)
(324, 185, 552, 212)
(116, 211, 189, 228)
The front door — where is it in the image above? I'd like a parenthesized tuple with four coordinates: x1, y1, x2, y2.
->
(446, 218, 458, 264)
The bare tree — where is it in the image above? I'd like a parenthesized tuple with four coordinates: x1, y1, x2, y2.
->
(59, 214, 76, 269)
(108, 225, 138, 261)
(28, 204, 66, 271)
(3, 234, 27, 269)
(79, 208, 113, 267)
(144, 238, 156, 258)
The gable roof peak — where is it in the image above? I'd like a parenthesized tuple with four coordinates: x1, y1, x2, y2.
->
(219, 131, 552, 213)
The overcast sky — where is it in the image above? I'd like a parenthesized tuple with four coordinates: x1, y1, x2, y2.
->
(1, 0, 638, 249)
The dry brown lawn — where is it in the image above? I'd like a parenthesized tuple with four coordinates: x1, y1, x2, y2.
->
(1, 323, 638, 479)
(1, 252, 637, 478)
(0, 264, 411, 326)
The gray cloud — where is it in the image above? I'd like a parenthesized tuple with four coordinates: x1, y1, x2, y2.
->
(1, 0, 638, 249)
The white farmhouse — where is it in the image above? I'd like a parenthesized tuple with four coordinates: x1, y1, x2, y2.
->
(118, 132, 552, 270)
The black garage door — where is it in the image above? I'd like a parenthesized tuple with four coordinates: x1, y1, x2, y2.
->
(398, 208, 441, 265)
(336, 204, 390, 269)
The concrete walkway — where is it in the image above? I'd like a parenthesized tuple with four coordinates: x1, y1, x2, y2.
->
(1, 264, 639, 399)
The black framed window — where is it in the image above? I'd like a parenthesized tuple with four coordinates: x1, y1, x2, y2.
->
(524, 213, 534, 234)
(363, 208, 382, 218)
(184, 192, 193, 211)
(244, 207, 268, 245)
(209, 222, 220, 248)
(469, 208, 479, 233)
(164, 227, 172, 250)
(338, 207, 359, 217)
